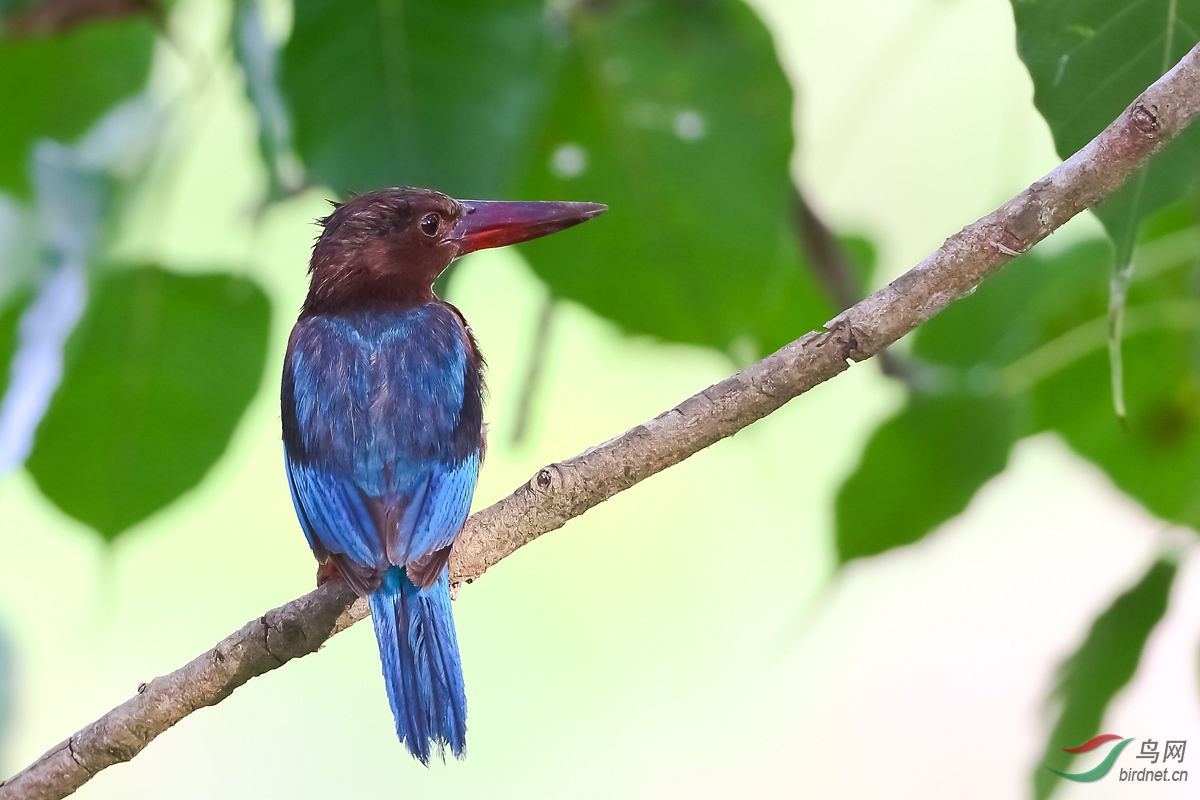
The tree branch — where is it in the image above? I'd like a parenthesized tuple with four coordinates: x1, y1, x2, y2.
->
(791, 185, 916, 384)
(6, 41, 1200, 800)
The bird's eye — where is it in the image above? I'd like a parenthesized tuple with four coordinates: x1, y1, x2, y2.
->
(420, 213, 441, 237)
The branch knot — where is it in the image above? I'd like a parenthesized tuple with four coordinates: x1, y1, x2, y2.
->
(1132, 102, 1160, 136)
(824, 315, 862, 362)
(533, 466, 557, 491)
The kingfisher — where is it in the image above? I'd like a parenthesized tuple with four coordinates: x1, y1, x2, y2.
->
(281, 187, 605, 762)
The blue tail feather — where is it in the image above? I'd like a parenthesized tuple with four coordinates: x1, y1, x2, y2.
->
(368, 566, 467, 763)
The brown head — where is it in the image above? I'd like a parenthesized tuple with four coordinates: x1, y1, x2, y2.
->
(302, 187, 606, 316)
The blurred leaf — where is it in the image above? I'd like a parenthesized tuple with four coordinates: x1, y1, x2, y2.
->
(0, 15, 155, 197)
(518, 0, 829, 354)
(1012, 0, 1200, 416)
(1035, 559, 1176, 800)
(1, 0, 153, 36)
(0, 92, 167, 480)
(0, 292, 28, 402)
(833, 242, 1111, 562)
(25, 266, 271, 540)
(913, 239, 1114, 380)
(1031, 256, 1200, 529)
(835, 394, 1021, 562)
(838, 192, 1200, 560)
(1, 0, 153, 35)
(838, 234, 878, 303)
(231, 0, 302, 200)
(1012, 0, 1200, 261)
(278, 0, 832, 356)
(32, 140, 108, 269)
(0, 266, 87, 473)
(280, 0, 550, 199)
(981, 204, 1200, 526)
(920, 225, 1200, 531)
(0, 194, 39, 303)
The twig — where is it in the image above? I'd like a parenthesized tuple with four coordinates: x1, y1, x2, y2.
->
(792, 185, 915, 384)
(5, 40, 1200, 800)
(508, 293, 556, 445)
(793, 186, 863, 311)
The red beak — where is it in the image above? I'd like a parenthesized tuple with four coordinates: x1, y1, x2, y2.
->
(451, 199, 607, 257)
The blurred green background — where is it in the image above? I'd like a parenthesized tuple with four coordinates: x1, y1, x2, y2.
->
(1, 0, 1198, 798)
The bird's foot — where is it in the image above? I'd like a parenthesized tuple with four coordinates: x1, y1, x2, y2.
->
(316, 559, 342, 587)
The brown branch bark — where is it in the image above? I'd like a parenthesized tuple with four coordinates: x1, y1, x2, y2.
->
(791, 185, 916, 384)
(6, 40, 1200, 800)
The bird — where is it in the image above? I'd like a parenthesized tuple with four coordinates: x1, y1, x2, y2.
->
(281, 187, 605, 763)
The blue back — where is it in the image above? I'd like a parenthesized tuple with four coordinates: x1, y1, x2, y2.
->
(282, 302, 483, 591)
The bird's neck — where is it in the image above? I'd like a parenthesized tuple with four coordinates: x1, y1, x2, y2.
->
(300, 273, 437, 318)
(300, 236, 449, 318)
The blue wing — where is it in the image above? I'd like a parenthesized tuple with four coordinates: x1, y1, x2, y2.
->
(284, 450, 478, 563)
(404, 452, 480, 559)
(282, 307, 482, 591)
(284, 456, 378, 565)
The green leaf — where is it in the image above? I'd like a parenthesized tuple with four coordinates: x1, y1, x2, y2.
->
(1002, 212, 1200, 527)
(1011, 0, 1200, 261)
(1031, 281, 1200, 528)
(278, 0, 832, 356)
(25, 266, 271, 540)
(231, 0, 303, 200)
(0, 287, 29, 403)
(838, 234, 879, 303)
(912, 239, 1113, 377)
(834, 245, 1110, 563)
(835, 393, 1021, 563)
(518, 0, 829, 355)
(1012, 0, 1200, 417)
(0, 194, 38, 303)
(280, 0, 550, 199)
(1035, 559, 1176, 800)
(841, 193, 1200, 560)
(0, 17, 155, 197)
(906, 222, 1200, 530)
